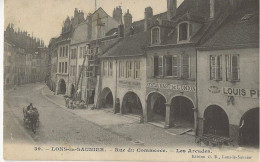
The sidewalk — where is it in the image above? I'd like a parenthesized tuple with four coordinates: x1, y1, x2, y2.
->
(41, 86, 197, 147)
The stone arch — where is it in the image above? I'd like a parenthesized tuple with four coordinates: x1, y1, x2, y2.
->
(170, 95, 195, 128)
(147, 92, 167, 122)
(239, 107, 259, 147)
(97, 87, 114, 109)
(122, 91, 143, 117)
(58, 79, 66, 95)
(203, 105, 229, 137)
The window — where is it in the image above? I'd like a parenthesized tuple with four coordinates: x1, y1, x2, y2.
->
(172, 55, 180, 77)
(59, 62, 61, 73)
(154, 56, 163, 77)
(165, 56, 172, 76)
(108, 61, 113, 77)
(103, 61, 107, 77)
(86, 66, 93, 77)
(62, 62, 64, 73)
(63, 47, 65, 57)
(66, 46, 68, 57)
(154, 55, 190, 78)
(134, 62, 140, 79)
(126, 62, 133, 78)
(210, 55, 222, 80)
(80, 47, 83, 58)
(65, 62, 67, 73)
(152, 27, 160, 44)
(226, 54, 239, 81)
(182, 54, 190, 78)
(60, 47, 62, 57)
(179, 23, 188, 41)
(119, 61, 125, 78)
(83, 47, 86, 58)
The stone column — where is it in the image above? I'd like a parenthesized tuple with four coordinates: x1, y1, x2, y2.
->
(164, 103, 171, 129)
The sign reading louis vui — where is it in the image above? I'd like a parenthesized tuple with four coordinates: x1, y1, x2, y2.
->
(222, 87, 259, 99)
(147, 82, 196, 92)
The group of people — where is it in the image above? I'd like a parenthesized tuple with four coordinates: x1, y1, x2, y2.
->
(65, 97, 86, 109)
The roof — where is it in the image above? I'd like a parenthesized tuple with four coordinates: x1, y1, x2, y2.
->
(200, 0, 259, 49)
(102, 31, 150, 58)
(71, 21, 88, 45)
(56, 28, 74, 44)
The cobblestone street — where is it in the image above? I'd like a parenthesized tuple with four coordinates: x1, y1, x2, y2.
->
(4, 83, 197, 148)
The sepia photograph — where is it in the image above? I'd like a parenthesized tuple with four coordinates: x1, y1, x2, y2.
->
(2, 0, 259, 161)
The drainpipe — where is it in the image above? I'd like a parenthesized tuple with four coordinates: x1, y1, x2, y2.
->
(195, 48, 199, 136)
(115, 59, 118, 113)
(75, 46, 78, 85)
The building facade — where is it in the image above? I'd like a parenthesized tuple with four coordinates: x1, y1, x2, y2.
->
(197, 0, 259, 146)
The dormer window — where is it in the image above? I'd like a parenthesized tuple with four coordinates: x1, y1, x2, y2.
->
(179, 23, 188, 41)
(177, 22, 193, 43)
(151, 27, 160, 45)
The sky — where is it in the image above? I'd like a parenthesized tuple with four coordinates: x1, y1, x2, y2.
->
(4, 0, 184, 45)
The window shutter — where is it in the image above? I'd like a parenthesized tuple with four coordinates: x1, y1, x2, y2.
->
(182, 54, 190, 78)
(226, 55, 231, 81)
(159, 56, 164, 76)
(216, 55, 222, 80)
(231, 55, 239, 80)
(165, 56, 172, 76)
(172, 55, 178, 77)
(154, 56, 159, 76)
(210, 56, 216, 80)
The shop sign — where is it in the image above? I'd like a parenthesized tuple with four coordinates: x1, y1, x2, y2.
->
(146, 82, 196, 92)
(222, 87, 259, 99)
(208, 86, 220, 94)
(119, 80, 141, 89)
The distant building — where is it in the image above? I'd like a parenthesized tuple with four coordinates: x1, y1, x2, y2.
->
(4, 24, 47, 89)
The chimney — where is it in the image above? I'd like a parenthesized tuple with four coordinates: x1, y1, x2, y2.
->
(118, 24, 124, 37)
(124, 9, 132, 35)
(210, 0, 215, 19)
(113, 6, 123, 23)
(144, 7, 153, 31)
(87, 13, 92, 40)
(167, 0, 177, 20)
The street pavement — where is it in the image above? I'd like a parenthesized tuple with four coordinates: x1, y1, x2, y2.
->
(4, 83, 196, 147)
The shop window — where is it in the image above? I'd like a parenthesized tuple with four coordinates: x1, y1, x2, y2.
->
(134, 62, 140, 79)
(226, 54, 239, 81)
(151, 27, 160, 44)
(179, 23, 188, 41)
(154, 56, 163, 77)
(210, 55, 222, 80)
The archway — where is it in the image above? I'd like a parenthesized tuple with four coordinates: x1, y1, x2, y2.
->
(170, 96, 194, 128)
(239, 108, 259, 147)
(204, 105, 229, 137)
(97, 88, 113, 108)
(70, 84, 75, 98)
(122, 92, 143, 116)
(147, 92, 166, 122)
(58, 79, 66, 95)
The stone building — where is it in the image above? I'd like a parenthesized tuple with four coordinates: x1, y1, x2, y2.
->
(4, 24, 47, 89)
(65, 7, 121, 101)
(197, 0, 259, 146)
